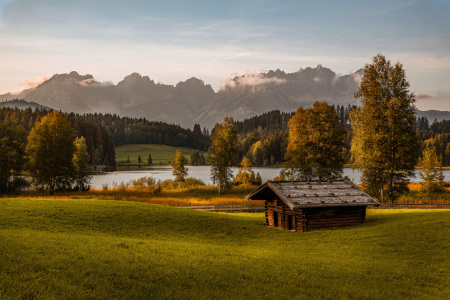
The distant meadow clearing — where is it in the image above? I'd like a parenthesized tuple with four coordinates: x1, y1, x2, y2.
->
(0, 198, 449, 299)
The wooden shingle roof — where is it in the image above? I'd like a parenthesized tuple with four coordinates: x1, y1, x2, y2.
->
(246, 180, 379, 209)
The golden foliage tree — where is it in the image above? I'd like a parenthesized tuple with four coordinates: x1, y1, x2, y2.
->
(73, 136, 91, 191)
(25, 111, 77, 195)
(171, 150, 188, 182)
(233, 157, 261, 185)
(417, 147, 445, 194)
(283, 101, 345, 180)
(209, 117, 238, 194)
(350, 54, 420, 202)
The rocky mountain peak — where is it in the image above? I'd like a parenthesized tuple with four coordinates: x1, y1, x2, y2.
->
(46, 71, 94, 85)
(118, 73, 155, 88)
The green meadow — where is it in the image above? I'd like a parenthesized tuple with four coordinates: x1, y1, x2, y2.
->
(0, 198, 449, 299)
(115, 144, 204, 164)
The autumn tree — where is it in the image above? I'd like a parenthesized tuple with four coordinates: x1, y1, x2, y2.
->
(350, 54, 420, 202)
(0, 123, 27, 193)
(417, 146, 445, 194)
(283, 102, 345, 180)
(233, 157, 259, 185)
(171, 150, 188, 182)
(209, 117, 238, 194)
(72, 136, 91, 191)
(25, 111, 77, 194)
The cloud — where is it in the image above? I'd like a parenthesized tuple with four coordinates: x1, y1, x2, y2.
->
(78, 78, 95, 86)
(415, 93, 450, 111)
(10, 75, 50, 94)
(221, 71, 286, 89)
(78, 78, 114, 87)
(352, 72, 363, 85)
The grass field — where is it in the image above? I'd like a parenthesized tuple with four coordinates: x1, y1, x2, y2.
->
(0, 198, 449, 299)
(115, 144, 204, 164)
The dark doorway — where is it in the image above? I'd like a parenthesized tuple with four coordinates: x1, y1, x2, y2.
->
(288, 215, 295, 230)
(273, 211, 278, 227)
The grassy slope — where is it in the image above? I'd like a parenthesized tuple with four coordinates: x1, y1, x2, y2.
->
(0, 199, 449, 299)
(115, 144, 203, 164)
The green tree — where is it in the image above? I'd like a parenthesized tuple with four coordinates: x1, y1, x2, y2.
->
(417, 147, 445, 194)
(191, 150, 201, 165)
(73, 136, 91, 192)
(233, 157, 257, 185)
(138, 155, 142, 164)
(147, 153, 153, 165)
(209, 117, 238, 194)
(0, 123, 27, 193)
(350, 54, 420, 202)
(25, 112, 77, 195)
(171, 150, 188, 182)
(283, 102, 345, 180)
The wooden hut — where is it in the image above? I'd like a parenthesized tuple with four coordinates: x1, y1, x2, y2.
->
(246, 180, 379, 232)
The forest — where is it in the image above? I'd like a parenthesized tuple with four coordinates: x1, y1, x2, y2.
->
(0, 107, 116, 171)
(234, 106, 450, 167)
(0, 107, 211, 170)
(1, 103, 450, 172)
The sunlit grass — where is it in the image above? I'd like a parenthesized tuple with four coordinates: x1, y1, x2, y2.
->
(115, 144, 205, 164)
(17, 185, 261, 207)
(0, 198, 449, 299)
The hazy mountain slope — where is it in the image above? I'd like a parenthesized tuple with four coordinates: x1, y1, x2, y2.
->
(416, 110, 450, 122)
(0, 66, 418, 128)
(0, 99, 51, 111)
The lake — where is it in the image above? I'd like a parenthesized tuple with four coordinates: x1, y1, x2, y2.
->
(90, 165, 450, 189)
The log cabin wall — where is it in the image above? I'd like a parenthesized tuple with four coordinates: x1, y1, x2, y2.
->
(265, 198, 306, 231)
(265, 198, 294, 229)
(303, 206, 366, 232)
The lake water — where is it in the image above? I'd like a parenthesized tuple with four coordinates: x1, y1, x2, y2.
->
(90, 165, 450, 189)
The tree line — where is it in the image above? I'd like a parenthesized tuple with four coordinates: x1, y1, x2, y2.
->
(0, 107, 115, 171)
(1, 111, 91, 194)
(78, 113, 210, 151)
(233, 106, 450, 168)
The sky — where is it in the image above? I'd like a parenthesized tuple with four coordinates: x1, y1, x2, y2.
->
(0, 0, 449, 110)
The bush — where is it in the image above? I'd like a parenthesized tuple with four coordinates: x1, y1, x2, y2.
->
(160, 177, 206, 190)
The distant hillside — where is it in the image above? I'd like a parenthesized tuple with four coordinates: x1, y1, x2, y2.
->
(0, 67, 363, 128)
(0, 99, 51, 111)
(416, 110, 450, 122)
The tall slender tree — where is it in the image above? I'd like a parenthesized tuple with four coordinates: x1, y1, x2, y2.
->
(350, 54, 420, 202)
(283, 102, 345, 180)
(73, 136, 92, 192)
(209, 117, 238, 194)
(171, 150, 188, 182)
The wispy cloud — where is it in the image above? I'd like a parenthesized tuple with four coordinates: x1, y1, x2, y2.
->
(221, 71, 286, 89)
(10, 75, 50, 94)
(415, 92, 450, 111)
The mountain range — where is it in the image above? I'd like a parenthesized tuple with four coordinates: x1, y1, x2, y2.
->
(1, 66, 448, 128)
